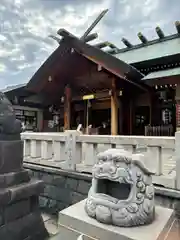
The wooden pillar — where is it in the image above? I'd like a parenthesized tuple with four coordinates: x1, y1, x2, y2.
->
(175, 85, 180, 132)
(64, 85, 71, 130)
(118, 99, 123, 135)
(111, 78, 118, 135)
(149, 93, 152, 126)
(129, 99, 133, 135)
(176, 101, 180, 132)
(85, 100, 89, 134)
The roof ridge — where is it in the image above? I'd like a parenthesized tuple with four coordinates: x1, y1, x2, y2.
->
(113, 33, 180, 55)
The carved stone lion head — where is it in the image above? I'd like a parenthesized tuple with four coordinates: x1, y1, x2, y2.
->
(84, 148, 155, 227)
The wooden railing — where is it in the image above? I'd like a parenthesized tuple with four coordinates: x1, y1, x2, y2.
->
(145, 125, 173, 136)
(21, 131, 178, 189)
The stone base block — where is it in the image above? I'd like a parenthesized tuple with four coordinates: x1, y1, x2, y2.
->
(0, 140, 23, 174)
(0, 179, 44, 205)
(0, 211, 48, 240)
(0, 177, 48, 240)
(0, 169, 30, 188)
(58, 199, 176, 240)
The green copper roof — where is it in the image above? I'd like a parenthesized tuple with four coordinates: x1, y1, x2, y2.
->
(114, 35, 180, 64)
(142, 67, 180, 80)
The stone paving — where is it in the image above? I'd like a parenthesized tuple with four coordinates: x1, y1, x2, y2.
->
(165, 218, 180, 240)
(41, 213, 59, 239)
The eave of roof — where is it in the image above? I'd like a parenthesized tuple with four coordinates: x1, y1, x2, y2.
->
(1, 83, 26, 93)
(65, 35, 144, 81)
(27, 33, 150, 93)
(24, 94, 45, 105)
(114, 34, 180, 64)
(142, 67, 180, 80)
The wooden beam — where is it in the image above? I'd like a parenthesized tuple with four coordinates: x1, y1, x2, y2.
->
(111, 78, 118, 135)
(57, 29, 97, 43)
(72, 90, 111, 101)
(93, 41, 109, 49)
(48, 35, 61, 44)
(64, 85, 71, 130)
(84, 33, 98, 42)
(49, 33, 98, 44)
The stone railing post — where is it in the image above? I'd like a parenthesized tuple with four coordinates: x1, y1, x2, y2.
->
(64, 130, 81, 170)
(175, 131, 180, 190)
(147, 146, 162, 175)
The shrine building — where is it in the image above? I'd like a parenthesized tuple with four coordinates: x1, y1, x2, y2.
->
(25, 21, 180, 136)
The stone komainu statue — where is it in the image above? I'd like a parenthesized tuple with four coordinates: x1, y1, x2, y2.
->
(85, 148, 155, 227)
(0, 92, 21, 139)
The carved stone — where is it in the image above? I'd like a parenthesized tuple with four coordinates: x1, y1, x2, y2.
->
(0, 92, 48, 239)
(85, 148, 155, 227)
(0, 92, 21, 141)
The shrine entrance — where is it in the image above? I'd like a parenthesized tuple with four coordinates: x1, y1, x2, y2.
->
(134, 106, 150, 135)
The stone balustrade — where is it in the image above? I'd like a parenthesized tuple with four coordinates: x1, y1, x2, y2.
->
(21, 131, 180, 190)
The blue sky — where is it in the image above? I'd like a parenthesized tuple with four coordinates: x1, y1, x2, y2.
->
(0, 0, 179, 89)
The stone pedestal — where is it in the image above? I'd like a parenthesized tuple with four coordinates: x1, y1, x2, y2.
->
(0, 141, 48, 240)
(57, 199, 176, 240)
(0, 140, 23, 174)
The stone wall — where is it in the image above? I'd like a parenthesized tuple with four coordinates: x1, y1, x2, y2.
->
(25, 163, 91, 214)
(24, 163, 180, 216)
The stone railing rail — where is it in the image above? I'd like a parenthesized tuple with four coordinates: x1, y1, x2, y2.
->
(21, 130, 180, 190)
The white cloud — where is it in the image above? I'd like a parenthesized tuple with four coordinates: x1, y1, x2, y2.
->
(17, 63, 31, 70)
(0, 34, 7, 41)
(0, 63, 6, 72)
(11, 55, 26, 61)
(0, 0, 179, 89)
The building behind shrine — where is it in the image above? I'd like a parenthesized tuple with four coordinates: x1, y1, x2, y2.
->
(1, 84, 43, 131)
(24, 21, 180, 136)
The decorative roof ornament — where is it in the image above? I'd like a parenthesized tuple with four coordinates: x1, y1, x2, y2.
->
(175, 21, 180, 34)
(155, 26, 165, 39)
(80, 9, 108, 41)
(138, 32, 148, 44)
(48, 76, 52, 82)
(57, 9, 108, 44)
(121, 38, 133, 48)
